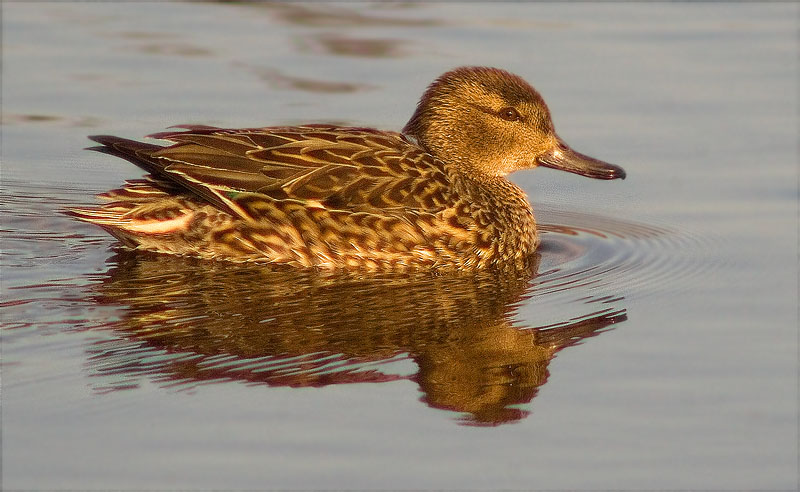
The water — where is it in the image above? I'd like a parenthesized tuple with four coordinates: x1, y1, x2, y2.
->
(2, 3, 797, 489)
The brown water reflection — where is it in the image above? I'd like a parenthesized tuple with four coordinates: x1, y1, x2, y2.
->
(3, 113, 104, 128)
(87, 250, 625, 425)
(239, 65, 375, 93)
(230, 3, 439, 28)
(297, 33, 406, 58)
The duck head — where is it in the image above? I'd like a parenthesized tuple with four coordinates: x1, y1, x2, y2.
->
(403, 66, 626, 180)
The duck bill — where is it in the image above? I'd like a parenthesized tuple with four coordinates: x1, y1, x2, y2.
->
(536, 138, 626, 180)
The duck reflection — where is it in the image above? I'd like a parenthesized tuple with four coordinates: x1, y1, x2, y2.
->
(88, 250, 625, 425)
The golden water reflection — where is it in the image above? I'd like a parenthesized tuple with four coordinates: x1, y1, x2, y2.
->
(88, 251, 625, 425)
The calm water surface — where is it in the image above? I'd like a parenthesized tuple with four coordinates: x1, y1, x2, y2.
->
(2, 3, 797, 489)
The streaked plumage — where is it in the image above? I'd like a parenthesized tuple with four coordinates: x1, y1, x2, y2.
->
(69, 67, 625, 271)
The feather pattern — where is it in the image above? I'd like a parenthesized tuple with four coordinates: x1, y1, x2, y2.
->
(70, 125, 536, 270)
(145, 125, 455, 216)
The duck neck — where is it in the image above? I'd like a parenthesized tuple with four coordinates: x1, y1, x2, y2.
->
(455, 171, 539, 264)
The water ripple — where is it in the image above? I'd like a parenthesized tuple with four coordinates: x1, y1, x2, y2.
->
(535, 206, 719, 300)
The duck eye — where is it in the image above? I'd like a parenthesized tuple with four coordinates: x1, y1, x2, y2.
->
(498, 107, 521, 122)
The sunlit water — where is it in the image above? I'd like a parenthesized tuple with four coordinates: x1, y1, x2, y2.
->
(2, 3, 797, 490)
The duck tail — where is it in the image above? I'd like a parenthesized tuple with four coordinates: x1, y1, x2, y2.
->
(64, 205, 142, 248)
(86, 135, 167, 176)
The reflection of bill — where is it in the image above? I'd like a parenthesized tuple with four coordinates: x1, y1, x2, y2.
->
(416, 310, 624, 426)
(87, 250, 625, 426)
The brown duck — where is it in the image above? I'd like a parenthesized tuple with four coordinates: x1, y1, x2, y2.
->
(70, 66, 625, 271)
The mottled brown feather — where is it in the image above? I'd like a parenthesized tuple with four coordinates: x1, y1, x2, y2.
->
(144, 126, 455, 217)
(71, 126, 497, 270)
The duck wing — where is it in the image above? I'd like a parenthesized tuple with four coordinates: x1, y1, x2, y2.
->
(88, 125, 454, 220)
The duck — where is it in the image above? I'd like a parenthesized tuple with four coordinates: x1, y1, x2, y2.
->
(69, 66, 625, 271)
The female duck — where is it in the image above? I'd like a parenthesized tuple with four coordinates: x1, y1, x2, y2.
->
(70, 66, 625, 270)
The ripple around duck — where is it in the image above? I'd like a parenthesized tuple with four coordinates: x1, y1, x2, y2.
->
(533, 206, 719, 301)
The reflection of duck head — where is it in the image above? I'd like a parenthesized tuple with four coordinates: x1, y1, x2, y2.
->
(414, 311, 625, 426)
(88, 250, 625, 425)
